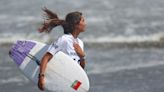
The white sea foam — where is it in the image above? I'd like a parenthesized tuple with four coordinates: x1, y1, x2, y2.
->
(83, 32, 164, 43)
(0, 14, 41, 24)
(88, 61, 164, 74)
(0, 32, 164, 45)
(0, 76, 29, 84)
(86, 16, 110, 23)
(0, 33, 51, 44)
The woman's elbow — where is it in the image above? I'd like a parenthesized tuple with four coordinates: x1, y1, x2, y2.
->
(41, 52, 53, 64)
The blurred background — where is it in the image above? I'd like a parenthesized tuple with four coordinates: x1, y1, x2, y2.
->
(1, 0, 164, 92)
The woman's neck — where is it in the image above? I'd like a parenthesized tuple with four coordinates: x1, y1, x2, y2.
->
(71, 30, 80, 38)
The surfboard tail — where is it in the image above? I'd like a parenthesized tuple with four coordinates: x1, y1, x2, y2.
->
(9, 40, 36, 66)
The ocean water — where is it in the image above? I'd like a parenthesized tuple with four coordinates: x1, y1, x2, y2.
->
(1, 0, 164, 92)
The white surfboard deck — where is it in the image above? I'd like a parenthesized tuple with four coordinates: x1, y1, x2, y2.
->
(9, 40, 90, 92)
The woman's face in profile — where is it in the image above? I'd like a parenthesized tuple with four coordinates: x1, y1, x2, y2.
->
(77, 17, 86, 32)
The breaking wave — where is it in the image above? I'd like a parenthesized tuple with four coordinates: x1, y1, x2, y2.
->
(1, 32, 164, 48)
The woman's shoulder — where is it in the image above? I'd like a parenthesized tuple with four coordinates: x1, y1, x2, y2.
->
(61, 34, 72, 40)
(57, 34, 72, 43)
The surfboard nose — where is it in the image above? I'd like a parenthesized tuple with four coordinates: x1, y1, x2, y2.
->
(9, 40, 36, 66)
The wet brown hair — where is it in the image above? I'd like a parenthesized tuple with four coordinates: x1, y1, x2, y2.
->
(38, 7, 82, 34)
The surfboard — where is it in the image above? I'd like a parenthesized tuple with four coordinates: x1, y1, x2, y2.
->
(9, 40, 90, 92)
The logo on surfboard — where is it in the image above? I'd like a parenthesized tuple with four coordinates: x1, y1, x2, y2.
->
(71, 80, 82, 90)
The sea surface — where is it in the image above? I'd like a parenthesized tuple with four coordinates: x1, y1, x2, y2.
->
(1, 0, 164, 92)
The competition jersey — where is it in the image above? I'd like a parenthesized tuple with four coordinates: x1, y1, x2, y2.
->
(47, 34, 84, 63)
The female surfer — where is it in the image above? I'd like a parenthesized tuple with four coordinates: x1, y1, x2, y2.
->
(37, 8, 87, 90)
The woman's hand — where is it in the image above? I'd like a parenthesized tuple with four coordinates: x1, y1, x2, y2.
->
(38, 76, 45, 91)
(73, 43, 85, 58)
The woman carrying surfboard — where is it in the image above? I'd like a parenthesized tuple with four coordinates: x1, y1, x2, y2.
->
(38, 8, 87, 91)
